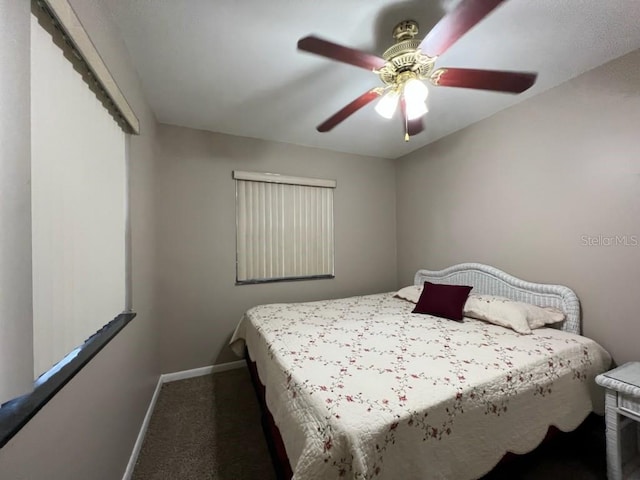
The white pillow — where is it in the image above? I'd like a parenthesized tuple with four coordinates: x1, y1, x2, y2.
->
(464, 294, 532, 334)
(463, 295, 566, 334)
(525, 305, 565, 329)
(394, 285, 423, 304)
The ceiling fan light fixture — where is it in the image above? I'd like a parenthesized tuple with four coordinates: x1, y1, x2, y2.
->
(374, 90, 399, 119)
(403, 78, 429, 104)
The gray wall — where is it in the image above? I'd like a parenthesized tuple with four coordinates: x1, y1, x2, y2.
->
(0, 0, 33, 404)
(396, 49, 640, 365)
(156, 125, 398, 372)
(0, 0, 160, 478)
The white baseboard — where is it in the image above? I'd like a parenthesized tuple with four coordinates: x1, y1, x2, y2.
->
(160, 359, 245, 383)
(122, 359, 245, 479)
(122, 376, 163, 480)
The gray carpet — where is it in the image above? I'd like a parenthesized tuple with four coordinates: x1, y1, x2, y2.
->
(132, 367, 606, 480)
(132, 368, 276, 480)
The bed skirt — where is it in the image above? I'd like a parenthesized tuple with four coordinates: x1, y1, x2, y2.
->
(246, 353, 293, 480)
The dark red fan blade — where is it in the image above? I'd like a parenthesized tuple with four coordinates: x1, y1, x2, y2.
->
(407, 116, 424, 136)
(431, 68, 537, 93)
(298, 36, 387, 71)
(419, 0, 507, 57)
(400, 98, 425, 138)
(317, 89, 381, 132)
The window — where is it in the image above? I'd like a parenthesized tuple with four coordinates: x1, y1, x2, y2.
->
(234, 171, 336, 284)
(0, 0, 139, 446)
(30, 7, 128, 378)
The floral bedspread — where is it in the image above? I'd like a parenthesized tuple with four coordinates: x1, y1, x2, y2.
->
(229, 293, 611, 480)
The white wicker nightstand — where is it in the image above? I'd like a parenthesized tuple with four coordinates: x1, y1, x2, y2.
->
(596, 362, 640, 480)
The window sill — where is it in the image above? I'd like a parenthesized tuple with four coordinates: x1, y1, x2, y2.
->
(0, 312, 136, 448)
(236, 274, 335, 285)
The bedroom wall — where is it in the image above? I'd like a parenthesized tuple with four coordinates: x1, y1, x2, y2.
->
(156, 125, 398, 373)
(396, 49, 640, 365)
(0, 0, 160, 478)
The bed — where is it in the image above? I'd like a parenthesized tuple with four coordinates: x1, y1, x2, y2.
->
(229, 263, 611, 479)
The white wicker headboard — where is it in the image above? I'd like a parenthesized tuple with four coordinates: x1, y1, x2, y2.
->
(414, 263, 581, 335)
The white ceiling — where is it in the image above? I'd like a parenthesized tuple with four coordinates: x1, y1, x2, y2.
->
(103, 0, 640, 159)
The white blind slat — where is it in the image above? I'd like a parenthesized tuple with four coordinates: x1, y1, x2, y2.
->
(246, 181, 254, 280)
(236, 181, 247, 280)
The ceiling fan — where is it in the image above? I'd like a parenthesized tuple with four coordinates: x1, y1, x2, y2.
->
(297, 0, 537, 141)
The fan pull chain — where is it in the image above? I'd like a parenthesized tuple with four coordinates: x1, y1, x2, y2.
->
(404, 113, 410, 142)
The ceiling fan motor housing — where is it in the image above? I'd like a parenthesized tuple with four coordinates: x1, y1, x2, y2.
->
(378, 20, 435, 88)
(392, 20, 419, 41)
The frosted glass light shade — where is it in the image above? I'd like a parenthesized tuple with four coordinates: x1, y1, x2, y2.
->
(375, 91, 399, 119)
(406, 100, 428, 120)
(404, 78, 429, 103)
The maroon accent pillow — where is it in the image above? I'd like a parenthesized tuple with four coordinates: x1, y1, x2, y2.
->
(412, 281, 473, 321)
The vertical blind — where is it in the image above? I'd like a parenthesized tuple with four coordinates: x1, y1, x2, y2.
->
(30, 11, 126, 378)
(234, 171, 336, 283)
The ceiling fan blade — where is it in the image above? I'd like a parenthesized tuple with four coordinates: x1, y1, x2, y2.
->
(400, 98, 425, 140)
(407, 116, 424, 136)
(298, 36, 387, 71)
(430, 68, 537, 93)
(419, 0, 507, 57)
(317, 89, 381, 132)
